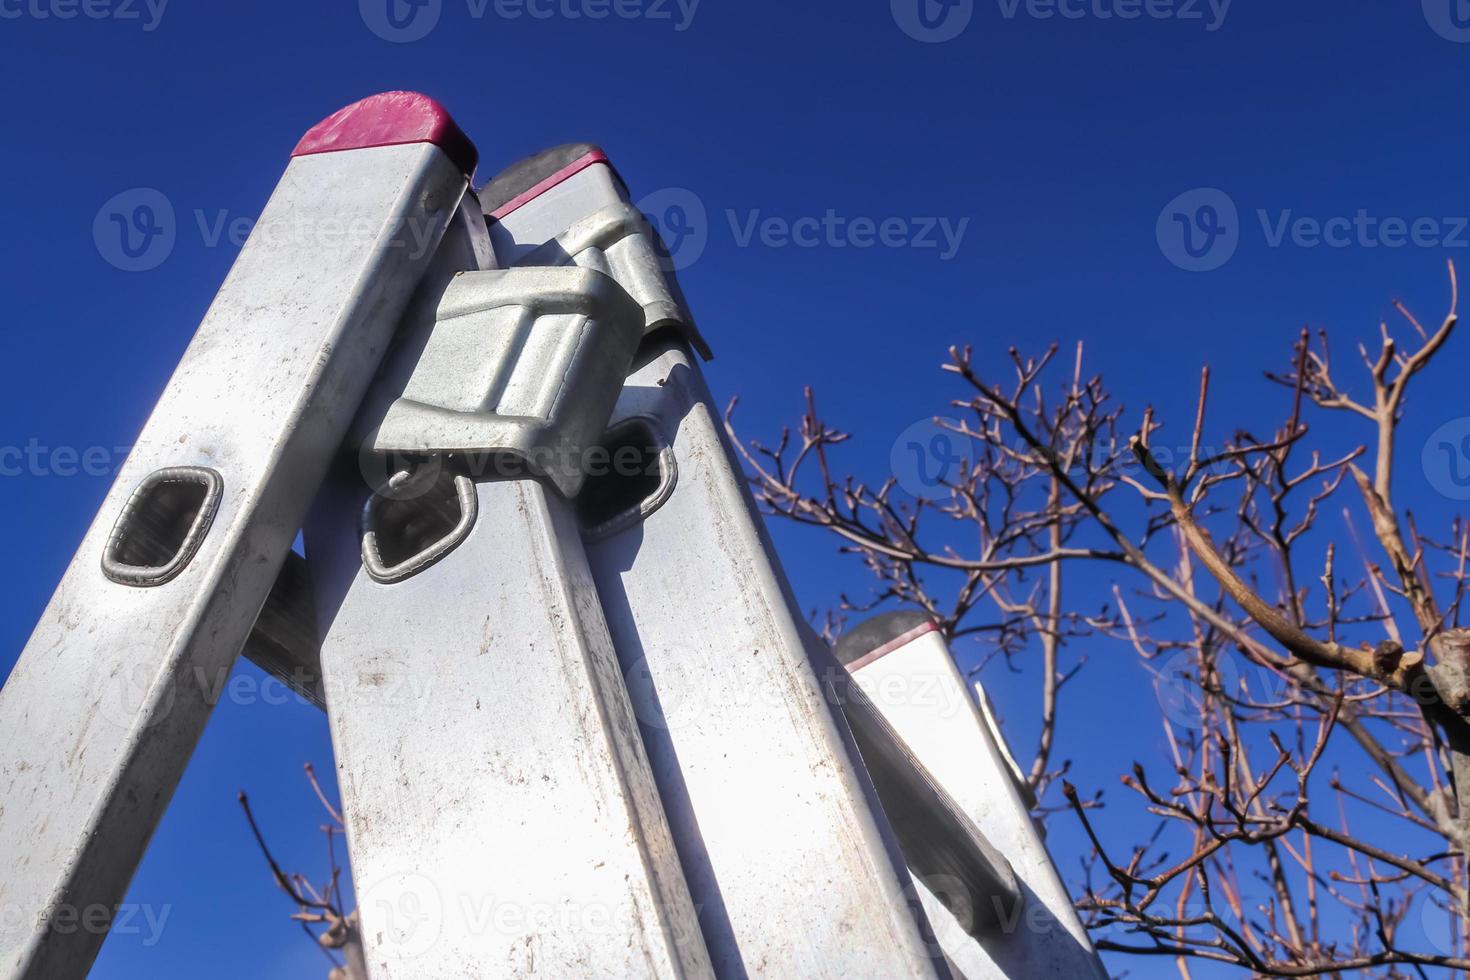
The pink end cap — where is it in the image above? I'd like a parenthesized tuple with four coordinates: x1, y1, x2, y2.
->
(292, 92, 478, 178)
(843, 620, 940, 673)
(488, 149, 611, 220)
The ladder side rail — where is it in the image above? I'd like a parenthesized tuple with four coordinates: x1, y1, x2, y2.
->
(837, 614, 1109, 979)
(0, 93, 472, 980)
(306, 210, 713, 975)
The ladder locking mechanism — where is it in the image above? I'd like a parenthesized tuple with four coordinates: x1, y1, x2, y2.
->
(522, 202, 711, 359)
(356, 265, 647, 502)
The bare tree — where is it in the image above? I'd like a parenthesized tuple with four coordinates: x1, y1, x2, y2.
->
(726, 262, 1470, 976)
(240, 764, 366, 980)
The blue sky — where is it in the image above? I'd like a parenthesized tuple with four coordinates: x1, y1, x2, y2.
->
(2, 2, 1469, 976)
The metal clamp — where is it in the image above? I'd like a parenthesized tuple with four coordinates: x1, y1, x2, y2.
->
(523, 202, 711, 360)
(356, 265, 647, 499)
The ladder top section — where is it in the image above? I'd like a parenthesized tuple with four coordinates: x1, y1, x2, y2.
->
(480, 143, 614, 220)
(293, 91, 478, 178)
(834, 610, 940, 669)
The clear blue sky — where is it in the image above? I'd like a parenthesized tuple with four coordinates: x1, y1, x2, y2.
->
(1, 2, 1468, 976)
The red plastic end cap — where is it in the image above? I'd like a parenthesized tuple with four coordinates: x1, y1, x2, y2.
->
(292, 92, 477, 178)
(487, 148, 611, 220)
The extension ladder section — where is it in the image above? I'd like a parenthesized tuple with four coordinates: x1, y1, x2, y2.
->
(0, 92, 1104, 980)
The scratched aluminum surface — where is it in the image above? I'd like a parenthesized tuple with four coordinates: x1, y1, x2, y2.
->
(848, 626, 1108, 979)
(307, 472, 713, 978)
(583, 342, 949, 979)
(306, 189, 711, 977)
(0, 141, 466, 979)
(491, 154, 950, 979)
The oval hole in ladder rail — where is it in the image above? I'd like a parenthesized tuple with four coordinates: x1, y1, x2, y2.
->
(577, 418, 676, 542)
(102, 467, 224, 587)
(361, 460, 478, 584)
